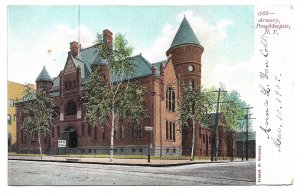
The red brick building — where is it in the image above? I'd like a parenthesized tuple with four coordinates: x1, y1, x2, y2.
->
(16, 17, 235, 157)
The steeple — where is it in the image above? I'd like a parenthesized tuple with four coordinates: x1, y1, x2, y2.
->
(35, 66, 53, 92)
(167, 17, 201, 53)
(36, 66, 52, 82)
(165, 16, 204, 88)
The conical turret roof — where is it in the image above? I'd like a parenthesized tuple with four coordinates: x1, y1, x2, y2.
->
(36, 66, 52, 82)
(168, 17, 201, 51)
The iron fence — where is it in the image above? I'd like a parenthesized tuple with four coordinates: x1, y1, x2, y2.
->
(8, 146, 254, 161)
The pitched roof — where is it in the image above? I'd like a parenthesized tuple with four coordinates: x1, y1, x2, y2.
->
(168, 17, 201, 51)
(16, 91, 36, 103)
(72, 55, 91, 80)
(49, 75, 60, 97)
(112, 54, 159, 82)
(79, 45, 103, 67)
(36, 66, 52, 82)
(47, 46, 162, 96)
(79, 46, 161, 82)
(152, 60, 167, 70)
(132, 54, 160, 78)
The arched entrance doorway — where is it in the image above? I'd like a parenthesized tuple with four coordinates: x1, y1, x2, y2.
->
(62, 126, 77, 148)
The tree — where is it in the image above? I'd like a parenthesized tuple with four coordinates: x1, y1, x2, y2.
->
(177, 83, 215, 161)
(21, 85, 55, 160)
(219, 87, 248, 132)
(83, 33, 148, 162)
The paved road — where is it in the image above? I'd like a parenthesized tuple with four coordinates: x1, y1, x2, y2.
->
(8, 160, 256, 186)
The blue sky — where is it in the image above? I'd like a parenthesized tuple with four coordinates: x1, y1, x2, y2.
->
(9, 6, 253, 61)
(8, 5, 255, 105)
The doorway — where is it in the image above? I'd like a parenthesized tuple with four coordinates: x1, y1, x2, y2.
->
(63, 126, 77, 148)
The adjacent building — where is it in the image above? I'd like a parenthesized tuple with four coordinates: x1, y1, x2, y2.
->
(236, 131, 256, 158)
(7, 81, 34, 148)
(16, 17, 236, 157)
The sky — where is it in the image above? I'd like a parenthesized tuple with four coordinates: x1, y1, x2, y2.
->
(8, 5, 255, 108)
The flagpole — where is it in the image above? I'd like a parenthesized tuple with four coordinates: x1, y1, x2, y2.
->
(78, 5, 80, 44)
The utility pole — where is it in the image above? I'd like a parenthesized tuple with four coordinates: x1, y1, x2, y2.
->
(211, 88, 228, 161)
(245, 110, 249, 160)
(239, 106, 255, 161)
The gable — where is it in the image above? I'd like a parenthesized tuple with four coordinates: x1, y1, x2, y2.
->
(63, 55, 77, 74)
(164, 58, 177, 86)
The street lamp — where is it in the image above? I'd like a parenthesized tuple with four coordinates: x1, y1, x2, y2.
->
(145, 126, 153, 163)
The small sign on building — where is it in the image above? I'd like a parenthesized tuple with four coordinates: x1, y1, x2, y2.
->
(145, 126, 153, 131)
(58, 140, 66, 148)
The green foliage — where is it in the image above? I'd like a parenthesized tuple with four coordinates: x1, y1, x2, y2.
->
(116, 83, 149, 125)
(82, 68, 148, 126)
(21, 85, 55, 140)
(84, 32, 148, 125)
(82, 68, 111, 126)
(177, 83, 215, 130)
(220, 89, 248, 131)
(177, 82, 250, 132)
(83, 32, 149, 161)
(96, 33, 134, 80)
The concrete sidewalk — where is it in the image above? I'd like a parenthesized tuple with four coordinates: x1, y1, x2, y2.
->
(8, 155, 244, 167)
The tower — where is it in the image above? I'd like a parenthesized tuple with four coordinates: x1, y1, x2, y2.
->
(35, 66, 53, 92)
(167, 17, 204, 156)
(166, 17, 204, 88)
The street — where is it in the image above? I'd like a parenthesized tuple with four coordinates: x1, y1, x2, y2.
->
(8, 160, 255, 186)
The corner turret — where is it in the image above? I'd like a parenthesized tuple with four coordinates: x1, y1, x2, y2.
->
(35, 66, 53, 92)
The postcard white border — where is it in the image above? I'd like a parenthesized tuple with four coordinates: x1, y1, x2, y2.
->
(1, 0, 299, 193)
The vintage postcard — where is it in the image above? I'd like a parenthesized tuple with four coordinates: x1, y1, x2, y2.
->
(3, 1, 295, 188)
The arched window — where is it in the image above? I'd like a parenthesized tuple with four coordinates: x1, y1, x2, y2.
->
(66, 101, 77, 116)
(166, 87, 175, 112)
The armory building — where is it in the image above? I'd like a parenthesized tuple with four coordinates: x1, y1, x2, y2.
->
(16, 17, 236, 157)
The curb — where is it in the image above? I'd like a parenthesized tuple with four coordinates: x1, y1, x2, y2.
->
(8, 158, 226, 167)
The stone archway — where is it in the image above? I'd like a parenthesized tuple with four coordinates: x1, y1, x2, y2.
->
(62, 126, 77, 148)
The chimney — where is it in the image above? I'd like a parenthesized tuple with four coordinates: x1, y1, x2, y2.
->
(103, 29, 113, 50)
(70, 41, 79, 57)
(151, 66, 157, 75)
(160, 63, 165, 76)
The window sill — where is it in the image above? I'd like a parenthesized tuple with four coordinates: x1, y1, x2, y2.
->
(166, 139, 176, 142)
(166, 110, 176, 113)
